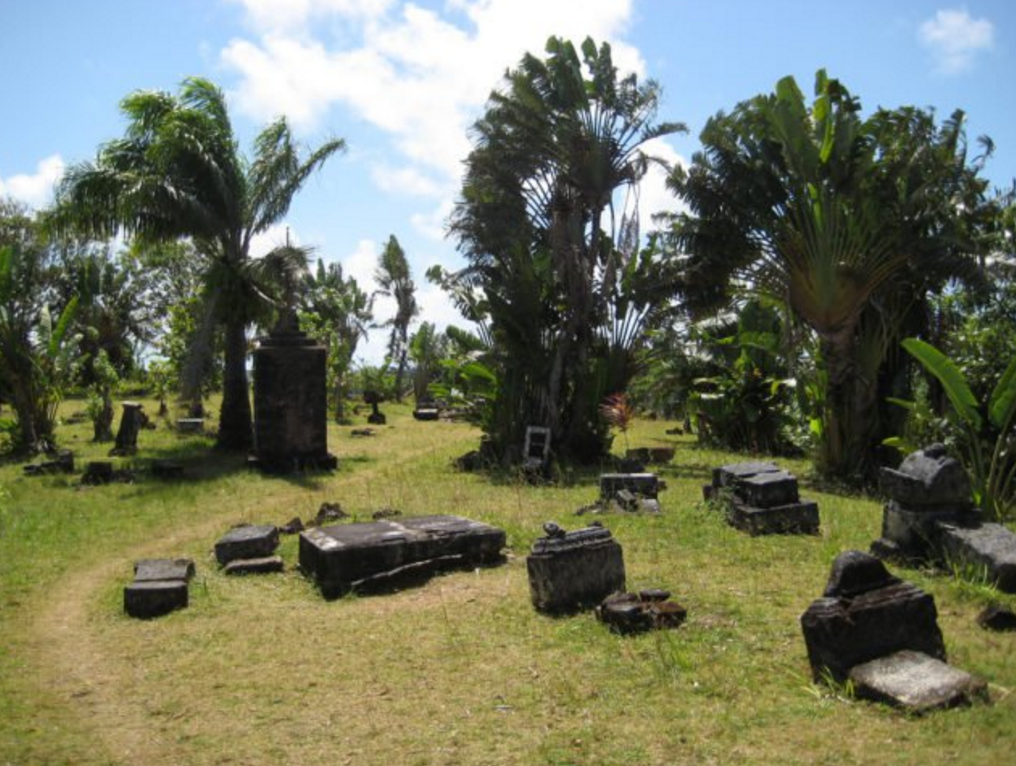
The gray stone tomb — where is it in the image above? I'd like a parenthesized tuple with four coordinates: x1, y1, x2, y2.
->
(124, 557, 195, 619)
(300, 515, 506, 598)
(214, 524, 280, 565)
(527, 522, 626, 613)
(872, 444, 1016, 593)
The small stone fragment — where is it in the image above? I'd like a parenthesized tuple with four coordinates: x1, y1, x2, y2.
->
(134, 558, 195, 583)
(314, 502, 347, 525)
(279, 516, 305, 534)
(214, 524, 279, 565)
(976, 603, 1016, 632)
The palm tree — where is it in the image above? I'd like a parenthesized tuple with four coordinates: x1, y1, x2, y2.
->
(666, 71, 992, 480)
(53, 77, 344, 450)
(447, 36, 685, 461)
(374, 235, 418, 402)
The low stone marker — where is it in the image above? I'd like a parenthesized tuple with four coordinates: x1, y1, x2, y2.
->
(124, 557, 195, 619)
(300, 515, 506, 598)
(596, 588, 687, 635)
(872, 444, 1016, 593)
(413, 406, 440, 421)
(110, 401, 146, 456)
(214, 525, 280, 565)
(176, 418, 205, 434)
(977, 604, 1016, 632)
(705, 461, 819, 535)
(800, 550, 986, 712)
(527, 522, 626, 613)
(224, 555, 285, 576)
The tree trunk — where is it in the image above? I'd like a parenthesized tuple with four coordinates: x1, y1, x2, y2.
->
(216, 319, 252, 451)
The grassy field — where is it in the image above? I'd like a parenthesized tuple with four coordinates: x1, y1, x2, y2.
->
(0, 399, 1013, 766)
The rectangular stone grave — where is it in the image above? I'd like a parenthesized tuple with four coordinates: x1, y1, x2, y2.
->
(712, 461, 780, 489)
(848, 650, 987, 713)
(214, 525, 280, 565)
(133, 558, 195, 583)
(937, 522, 1016, 593)
(176, 418, 204, 434)
(728, 499, 819, 536)
(124, 580, 188, 619)
(599, 473, 659, 500)
(526, 525, 626, 613)
(413, 407, 440, 421)
(734, 470, 799, 508)
(299, 515, 505, 598)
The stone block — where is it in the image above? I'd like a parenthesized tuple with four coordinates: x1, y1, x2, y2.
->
(937, 522, 1016, 593)
(879, 444, 972, 508)
(133, 558, 195, 583)
(176, 418, 204, 433)
(712, 461, 779, 489)
(596, 590, 687, 635)
(800, 551, 946, 682)
(299, 515, 505, 598)
(733, 470, 799, 508)
(527, 525, 625, 613)
(214, 525, 280, 565)
(872, 502, 974, 562)
(124, 580, 188, 619)
(413, 408, 440, 421)
(848, 650, 987, 713)
(224, 555, 285, 575)
(977, 604, 1016, 632)
(599, 473, 659, 500)
(728, 500, 819, 536)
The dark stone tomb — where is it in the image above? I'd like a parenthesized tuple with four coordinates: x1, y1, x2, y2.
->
(110, 401, 146, 456)
(300, 515, 506, 598)
(596, 588, 687, 635)
(705, 461, 819, 535)
(124, 557, 195, 619)
(527, 522, 626, 613)
(250, 311, 337, 472)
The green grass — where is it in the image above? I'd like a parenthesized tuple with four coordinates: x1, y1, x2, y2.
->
(0, 399, 1014, 765)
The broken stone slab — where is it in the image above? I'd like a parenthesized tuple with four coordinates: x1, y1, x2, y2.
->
(728, 499, 820, 536)
(23, 450, 75, 476)
(871, 502, 977, 563)
(937, 522, 1016, 593)
(214, 525, 280, 566)
(712, 461, 780, 489)
(224, 555, 284, 575)
(413, 408, 440, 421)
(279, 516, 305, 535)
(599, 473, 660, 500)
(124, 580, 188, 619)
(133, 558, 195, 583)
(596, 590, 688, 635)
(879, 444, 973, 509)
(299, 515, 506, 598)
(977, 604, 1016, 632)
(848, 650, 987, 713)
(176, 418, 205, 434)
(800, 551, 946, 682)
(527, 522, 625, 613)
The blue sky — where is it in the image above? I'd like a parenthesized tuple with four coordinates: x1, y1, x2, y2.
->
(1, 0, 1013, 362)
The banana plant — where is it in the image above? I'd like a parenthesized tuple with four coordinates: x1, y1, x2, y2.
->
(892, 338, 1016, 521)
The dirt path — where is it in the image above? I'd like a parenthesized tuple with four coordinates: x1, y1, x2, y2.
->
(28, 437, 460, 765)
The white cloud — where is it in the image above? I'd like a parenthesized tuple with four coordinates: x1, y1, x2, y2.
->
(228, 0, 392, 34)
(918, 8, 994, 75)
(0, 154, 65, 210)
(410, 199, 454, 241)
(370, 164, 445, 197)
(249, 222, 300, 258)
(632, 138, 686, 236)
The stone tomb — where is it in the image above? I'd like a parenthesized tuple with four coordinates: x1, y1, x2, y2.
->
(250, 313, 337, 473)
(300, 515, 506, 598)
(872, 444, 1016, 592)
(705, 462, 819, 535)
(599, 473, 662, 512)
(527, 522, 626, 613)
(596, 588, 687, 635)
(124, 558, 195, 619)
(214, 524, 281, 569)
(800, 551, 986, 711)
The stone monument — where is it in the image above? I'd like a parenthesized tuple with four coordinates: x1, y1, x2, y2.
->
(526, 522, 626, 612)
(704, 461, 819, 535)
(250, 310, 337, 472)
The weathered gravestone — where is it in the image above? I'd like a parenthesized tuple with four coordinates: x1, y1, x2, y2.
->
(250, 311, 338, 472)
(300, 515, 506, 598)
(527, 522, 626, 613)
(214, 525, 280, 565)
(110, 402, 146, 456)
(413, 402, 440, 421)
(599, 473, 663, 513)
(800, 550, 986, 711)
(872, 444, 1016, 592)
(124, 557, 195, 619)
(705, 462, 819, 535)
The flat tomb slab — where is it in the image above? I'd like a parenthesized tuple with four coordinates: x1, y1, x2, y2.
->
(937, 522, 1016, 593)
(215, 525, 280, 565)
(733, 470, 799, 507)
(729, 500, 819, 536)
(299, 515, 506, 597)
(712, 461, 780, 488)
(848, 650, 987, 712)
(134, 558, 195, 583)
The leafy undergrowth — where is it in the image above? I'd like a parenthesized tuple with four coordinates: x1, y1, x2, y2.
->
(0, 400, 1013, 765)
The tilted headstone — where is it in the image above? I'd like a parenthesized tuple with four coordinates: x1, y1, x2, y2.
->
(214, 525, 280, 565)
(526, 522, 625, 613)
(300, 515, 505, 598)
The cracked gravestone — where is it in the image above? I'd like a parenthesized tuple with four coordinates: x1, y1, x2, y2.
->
(527, 522, 626, 613)
(300, 515, 505, 598)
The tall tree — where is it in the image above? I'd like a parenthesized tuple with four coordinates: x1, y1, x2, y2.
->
(374, 235, 418, 402)
(666, 71, 993, 481)
(52, 77, 344, 450)
(447, 36, 685, 462)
